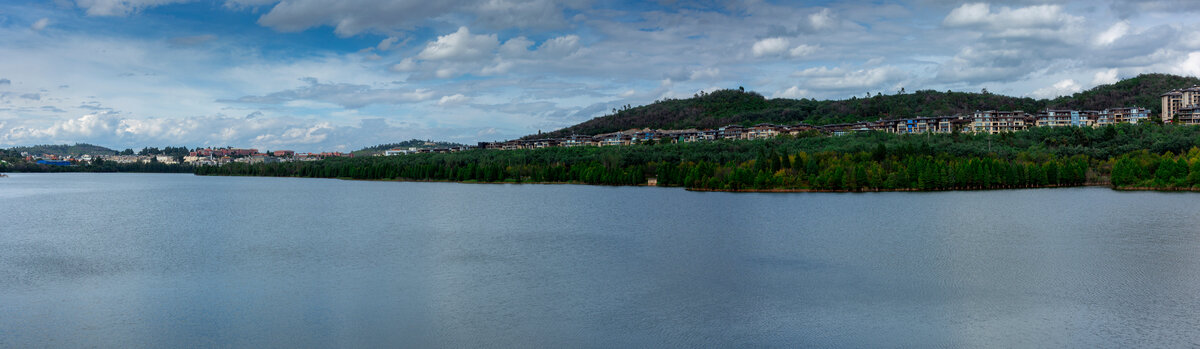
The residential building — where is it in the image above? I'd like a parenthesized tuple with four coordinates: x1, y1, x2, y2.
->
(1100, 107, 1150, 125)
(1162, 86, 1200, 122)
(970, 111, 1032, 134)
(745, 124, 782, 139)
(1178, 106, 1200, 125)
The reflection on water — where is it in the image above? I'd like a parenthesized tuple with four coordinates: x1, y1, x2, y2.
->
(3, 173, 1200, 347)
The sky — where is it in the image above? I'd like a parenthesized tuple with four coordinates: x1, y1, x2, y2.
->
(0, 0, 1199, 152)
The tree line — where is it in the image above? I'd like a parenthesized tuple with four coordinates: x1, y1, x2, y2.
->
(198, 123, 1200, 191)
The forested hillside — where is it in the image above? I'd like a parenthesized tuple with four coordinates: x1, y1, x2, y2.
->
(352, 139, 467, 156)
(6, 143, 117, 156)
(532, 74, 1200, 139)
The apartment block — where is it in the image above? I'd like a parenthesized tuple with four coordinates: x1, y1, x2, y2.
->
(1162, 86, 1200, 122)
(970, 111, 1032, 134)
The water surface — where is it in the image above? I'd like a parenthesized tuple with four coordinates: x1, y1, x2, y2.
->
(2, 173, 1199, 347)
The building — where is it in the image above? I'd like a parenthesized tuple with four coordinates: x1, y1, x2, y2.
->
(1100, 107, 1150, 125)
(970, 111, 1031, 134)
(273, 150, 295, 157)
(1035, 110, 1097, 128)
(881, 116, 969, 134)
(36, 159, 71, 166)
(155, 155, 179, 164)
(1162, 86, 1200, 122)
(384, 148, 416, 156)
(1177, 106, 1200, 125)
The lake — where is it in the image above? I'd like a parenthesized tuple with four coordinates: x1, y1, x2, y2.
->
(2, 173, 1200, 347)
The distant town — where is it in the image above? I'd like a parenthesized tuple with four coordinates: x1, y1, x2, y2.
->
(20, 149, 353, 167)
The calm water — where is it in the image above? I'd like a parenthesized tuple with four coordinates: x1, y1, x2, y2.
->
(3, 173, 1200, 347)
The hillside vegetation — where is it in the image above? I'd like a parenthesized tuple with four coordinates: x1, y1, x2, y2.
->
(6, 143, 117, 156)
(201, 123, 1200, 191)
(352, 139, 467, 156)
(532, 73, 1200, 139)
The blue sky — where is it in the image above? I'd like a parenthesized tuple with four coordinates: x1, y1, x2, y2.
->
(0, 0, 1198, 152)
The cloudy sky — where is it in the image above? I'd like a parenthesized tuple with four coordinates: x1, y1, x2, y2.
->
(0, 0, 1198, 151)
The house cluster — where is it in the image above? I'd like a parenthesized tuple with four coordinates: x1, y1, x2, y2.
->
(183, 148, 351, 166)
(1162, 86, 1200, 124)
(458, 106, 1151, 152)
(20, 148, 354, 167)
(383, 146, 471, 155)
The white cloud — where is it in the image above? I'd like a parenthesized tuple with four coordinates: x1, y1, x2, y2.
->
(794, 66, 907, 91)
(499, 36, 535, 58)
(752, 37, 789, 57)
(1030, 79, 1082, 98)
(943, 3, 1082, 41)
(437, 93, 470, 106)
(1092, 69, 1119, 85)
(689, 67, 719, 80)
(74, 0, 192, 16)
(773, 86, 808, 99)
(390, 58, 417, 72)
(251, 0, 575, 36)
(417, 27, 498, 61)
(537, 35, 580, 57)
(30, 18, 50, 31)
(808, 8, 835, 30)
(377, 36, 401, 51)
(789, 44, 817, 57)
(1094, 21, 1130, 46)
(1176, 52, 1200, 77)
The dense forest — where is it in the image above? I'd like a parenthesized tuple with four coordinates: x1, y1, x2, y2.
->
(198, 123, 1200, 192)
(531, 74, 1200, 139)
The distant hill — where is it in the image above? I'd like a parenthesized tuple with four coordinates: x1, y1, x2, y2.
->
(352, 139, 467, 156)
(1046, 73, 1200, 112)
(530, 73, 1200, 139)
(6, 143, 117, 156)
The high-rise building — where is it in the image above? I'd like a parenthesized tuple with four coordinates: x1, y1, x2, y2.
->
(1161, 86, 1200, 122)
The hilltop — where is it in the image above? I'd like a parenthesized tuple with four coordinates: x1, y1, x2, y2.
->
(5, 143, 117, 156)
(530, 73, 1200, 139)
(352, 139, 467, 156)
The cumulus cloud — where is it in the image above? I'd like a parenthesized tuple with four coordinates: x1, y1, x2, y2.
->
(417, 27, 498, 61)
(752, 37, 789, 57)
(943, 3, 1082, 42)
(30, 18, 49, 31)
(773, 86, 808, 99)
(793, 66, 907, 91)
(808, 8, 835, 30)
(1094, 21, 1130, 46)
(437, 93, 469, 106)
(537, 35, 581, 57)
(1030, 79, 1082, 98)
(752, 37, 819, 58)
(1092, 69, 1119, 85)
